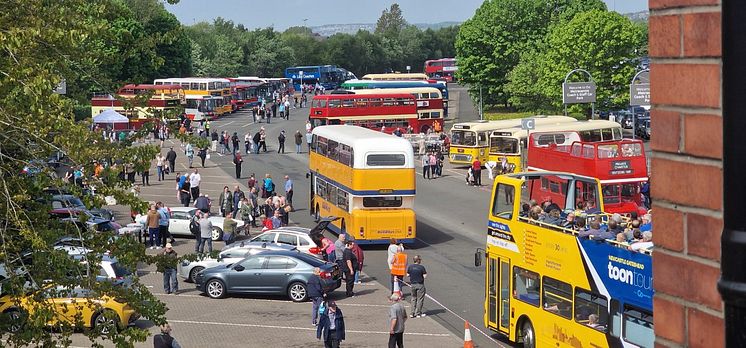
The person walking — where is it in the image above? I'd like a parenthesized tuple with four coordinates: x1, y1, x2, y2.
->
(232, 185, 245, 215)
(316, 301, 345, 348)
(306, 130, 313, 153)
(309, 267, 327, 326)
(156, 153, 165, 181)
(146, 205, 160, 250)
(161, 243, 179, 295)
(197, 212, 213, 254)
(259, 129, 267, 152)
(421, 153, 430, 179)
(428, 152, 437, 179)
(407, 255, 427, 318)
(233, 151, 243, 179)
(157, 202, 172, 247)
(252, 130, 261, 154)
(189, 169, 201, 202)
(185, 143, 194, 168)
(141, 160, 151, 186)
(211, 130, 219, 152)
(472, 158, 482, 186)
(263, 174, 275, 197)
(219, 186, 233, 217)
(244, 133, 251, 154)
(388, 293, 407, 348)
(153, 324, 182, 348)
(351, 241, 364, 284)
(197, 147, 207, 168)
(294, 130, 303, 154)
(179, 176, 191, 207)
(284, 98, 291, 119)
(238, 197, 253, 235)
(231, 132, 240, 154)
(222, 212, 238, 245)
(277, 130, 286, 154)
(165, 147, 177, 175)
(284, 175, 293, 207)
(342, 241, 358, 297)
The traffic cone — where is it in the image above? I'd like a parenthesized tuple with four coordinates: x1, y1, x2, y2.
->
(464, 321, 474, 348)
(393, 276, 403, 298)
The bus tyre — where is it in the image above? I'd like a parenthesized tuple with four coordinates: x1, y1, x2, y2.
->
(341, 219, 346, 233)
(521, 320, 535, 348)
(314, 205, 320, 222)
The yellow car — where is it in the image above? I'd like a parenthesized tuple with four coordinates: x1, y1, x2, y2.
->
(0, 285, 139, 334)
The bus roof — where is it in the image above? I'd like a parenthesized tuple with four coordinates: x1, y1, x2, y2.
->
(312, 125, 415, 169)
(313, 93, 416, 100)
(451, 116, 577, 133)
(490, 119, 622, 138)
(352, 87, 442, 97)
(361, 73, 429, 81)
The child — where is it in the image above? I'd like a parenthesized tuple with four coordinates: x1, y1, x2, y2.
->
(466, 167, 474, 186)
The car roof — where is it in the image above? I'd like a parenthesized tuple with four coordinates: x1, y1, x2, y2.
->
(169, 207, 196, 212)
(225, 241, 296, 251)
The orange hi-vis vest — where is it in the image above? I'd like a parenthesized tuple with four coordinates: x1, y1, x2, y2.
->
(391, 252, 407, 277)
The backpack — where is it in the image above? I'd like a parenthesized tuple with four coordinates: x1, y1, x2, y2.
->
(189, 218, 200, 236)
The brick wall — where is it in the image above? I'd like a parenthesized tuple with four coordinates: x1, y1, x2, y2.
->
(649, 0, 724, 347)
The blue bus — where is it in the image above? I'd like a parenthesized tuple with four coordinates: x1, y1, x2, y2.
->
(284, 65, 356, 91)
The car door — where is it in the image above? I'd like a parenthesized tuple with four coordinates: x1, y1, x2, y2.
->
(227, 255, 268, 293)
(261, 256, 298, 293)
(275, 233, 299, 248)
(169, 211, 191, 236)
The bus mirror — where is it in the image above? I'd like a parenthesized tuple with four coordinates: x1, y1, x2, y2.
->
(306, 172, 310, 179)
(474, 249, 483, 267)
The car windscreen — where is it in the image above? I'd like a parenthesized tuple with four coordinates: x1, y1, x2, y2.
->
(109, 262, 131, 278)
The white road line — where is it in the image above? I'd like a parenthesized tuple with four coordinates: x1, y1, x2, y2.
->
(222, 121, 235, 126)
(168, 319, 452, 337)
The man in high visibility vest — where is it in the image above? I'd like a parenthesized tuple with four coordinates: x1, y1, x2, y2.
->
(390, 248, 407, 297)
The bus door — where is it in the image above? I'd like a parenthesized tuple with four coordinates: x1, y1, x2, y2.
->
(487, 255, 511, 334)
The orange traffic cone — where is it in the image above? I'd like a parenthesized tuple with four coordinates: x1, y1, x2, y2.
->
(393, 276, 403, 298)
(464, 321, 474, 348)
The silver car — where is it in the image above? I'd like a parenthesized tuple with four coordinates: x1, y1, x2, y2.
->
(178, 242, 296, 283)
(167, 207, 245, 241)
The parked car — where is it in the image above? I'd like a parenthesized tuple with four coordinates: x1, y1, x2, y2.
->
(0, 285, 140, 334)
(47, 194, 114, 221)
(179, 242, 296, 283)
(195, 250, 342, 302)
(167, 207, 244, 241)
(636, 116, 651, 140)
(244, 217, 337, 258)
(58, 216, 121, 234)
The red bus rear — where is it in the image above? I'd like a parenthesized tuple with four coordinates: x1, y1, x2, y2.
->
(527, 132, 649, 216)
(424, 58, 457, 82)
(309, 93, 417, 133)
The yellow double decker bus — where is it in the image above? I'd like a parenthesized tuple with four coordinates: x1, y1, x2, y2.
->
(309, 125, 416, 244)
(154, 78, 230, 119)
(488, 119, 623, 173)
(449, 116, 576, 166)
(477, 171, 653, 348)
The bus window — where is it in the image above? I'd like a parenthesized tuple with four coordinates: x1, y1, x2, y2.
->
(490, 137, 519, 155)
(478, 132, 488, 146)
(542, 277, 573, 319)
(491, 184, 514, 219)
(317, 137, 328, 156)
(316, 179, 328, 200)
(613, 127, 623, 140)
(342, 99, 354, 108)
(366, 154, 405, 166)
(329, 99, 340, 108)
(574, 288, 608, 332)
(582, 145, 595, 158)
(363, 196, 402, 208)
(513, 266, 540, 306)
(598, 144, 619, 158)
(337, 190, 349, 212)
(536, 134, 566, 146)
(571, 143, 582, 157)
(451, 130, 477, 146)
(601, 128, 613, 141)
(328, 140, 339, 161)
(621, 143, 642, 157)
(622, 305, 654, 348)
(602, 184, 621, 204)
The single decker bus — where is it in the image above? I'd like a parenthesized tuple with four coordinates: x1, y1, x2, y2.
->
(309, 125, 416, 244)
(477, 171, 653, 348)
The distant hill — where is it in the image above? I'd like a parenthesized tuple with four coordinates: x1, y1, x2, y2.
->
(624, 10, 649, 23)
(310, 21, 460, 36)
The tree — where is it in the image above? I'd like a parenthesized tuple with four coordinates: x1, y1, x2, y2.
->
(505, 10, 647, 113)
(455, 0, 606, 107)
(375, 3, 407, 39)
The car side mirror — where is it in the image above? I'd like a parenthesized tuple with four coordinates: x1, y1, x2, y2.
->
(234, 265, 245, 272)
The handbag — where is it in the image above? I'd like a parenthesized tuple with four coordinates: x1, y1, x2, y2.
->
(206, 153, 211, 160)
(318, 301, 327, 315)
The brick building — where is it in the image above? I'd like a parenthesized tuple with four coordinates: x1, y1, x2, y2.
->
(648, 0, 724, 347)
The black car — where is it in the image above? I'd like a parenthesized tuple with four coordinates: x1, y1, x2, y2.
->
(195, 250, 342, 302)
(636, 116, 651, 140)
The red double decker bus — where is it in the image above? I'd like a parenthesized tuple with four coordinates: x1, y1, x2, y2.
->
(91, 84, 184, 129)
(309, 93, 417, 133)
(423, 58, 457, 82)
(526, 131, 649, 216)
(350, 87, 444, 133)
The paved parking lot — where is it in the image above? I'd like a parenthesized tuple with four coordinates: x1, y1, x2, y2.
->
(66, 133, 462, 347)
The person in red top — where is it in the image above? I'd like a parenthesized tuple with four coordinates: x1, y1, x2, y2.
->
(472, 159, 482, 186)
(351, 241, 364, 284)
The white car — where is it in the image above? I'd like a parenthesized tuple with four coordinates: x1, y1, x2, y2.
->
(167, 207, 245, 241)
(247, 218, 337, 258)
(178, 242, 296, 282)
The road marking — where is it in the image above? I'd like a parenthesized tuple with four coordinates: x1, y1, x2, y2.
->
(222, 121, 235, 126)
(168, 319, 452, 337)
(151, 292, 404, 308)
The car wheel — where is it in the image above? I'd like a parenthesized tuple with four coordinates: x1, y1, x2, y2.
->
(189, 266, 205, 283)
(288, 281, 308, 302)
(3, 309, 25, 333)
(521, 319, 535, 348)
(93, 309, 119, 335)
(211, 227, 223, 241)
(206, 279, 226, 299)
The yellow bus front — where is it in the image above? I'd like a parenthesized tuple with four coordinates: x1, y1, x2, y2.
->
(449, 128, 489, 165)
(488, 135, 523, 173)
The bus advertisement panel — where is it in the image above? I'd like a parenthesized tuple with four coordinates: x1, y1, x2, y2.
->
(351, 87, 444, 133)
(309, 125, 416, 244)
(424, 58, 457, 82)
(309, 93, 418, 133)
(480, 172, 653, 348)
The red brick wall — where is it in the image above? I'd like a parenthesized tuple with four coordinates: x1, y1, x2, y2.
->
(649, 0, 723, 346)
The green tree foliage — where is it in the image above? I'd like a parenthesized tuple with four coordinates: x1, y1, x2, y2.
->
(375, 3, 408, 39)
(1, 0, 170, 346)
(505, 10, 647, 112)
(455, 0, 606, 106)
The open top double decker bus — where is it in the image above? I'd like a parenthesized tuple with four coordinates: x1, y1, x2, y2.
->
(477, 171, 653, 348)
(488, 119, 623, 173)
(449, 116, 577, 166)
(527, 132, 649, 216)
(309, 125, 416, 244)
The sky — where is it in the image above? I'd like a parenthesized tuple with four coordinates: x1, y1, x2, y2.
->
(165, 0, 649, 29)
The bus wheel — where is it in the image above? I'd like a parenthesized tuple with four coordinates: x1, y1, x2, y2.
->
(314, 205, 320, 222)
(521, 320, 535, 348)
(341, 219, 346, 233)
